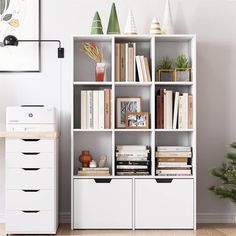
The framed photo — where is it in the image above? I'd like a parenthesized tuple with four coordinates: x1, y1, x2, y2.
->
(0, 0, 41, 72)
(116, 97, 141, 128)
(126, 112, 149, 129)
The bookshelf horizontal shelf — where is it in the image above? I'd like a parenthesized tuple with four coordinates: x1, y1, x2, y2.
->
(115, 82, 152, 86)
(73, 82, 112, 86)
(115, 129, 152, 132)
(73, 175, 194, 179)
(155, 82, 194, 86)
(74, 129, 112, 132)
(155, 129, 194, 132)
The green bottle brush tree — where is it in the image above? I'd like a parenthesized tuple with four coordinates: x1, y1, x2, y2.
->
(209, 142, 236, 205)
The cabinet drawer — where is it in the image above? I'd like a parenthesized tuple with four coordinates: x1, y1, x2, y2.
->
(6, 210, 55, 233)
(6, 153, 54, 168)
(74, 178, 132, 229)
(6, 190, 54, 210)
(7, 168, 54, 189)
(6, 138, 55, 153)
(135, 179, 194, 229)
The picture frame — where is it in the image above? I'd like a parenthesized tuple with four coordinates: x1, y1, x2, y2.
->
(0, 0, 41, 72)
(126, 112, 149, 129)
(116, 97, 141, 128)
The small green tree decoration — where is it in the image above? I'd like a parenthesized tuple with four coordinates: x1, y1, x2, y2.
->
(91, 11, 104, 35)
(209, 142, 236, 205)
(107, 2, 120, 34)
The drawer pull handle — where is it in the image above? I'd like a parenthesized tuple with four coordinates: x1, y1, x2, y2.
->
(22, 210, 40, 213)
(22, 168, 40, 171)
(22, 152, 40, 156)
(22, 190, 40, 192)
(22, 139, 40, 142)
(155, 179, 173, 183)
(94, 179, 112, 183)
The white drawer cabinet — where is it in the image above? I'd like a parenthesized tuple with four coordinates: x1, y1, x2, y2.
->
(74, 179, 133, 229)
(135, 179, 194, 229)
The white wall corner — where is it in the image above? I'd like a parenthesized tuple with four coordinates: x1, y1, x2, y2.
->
(59, 212, 71, 223)
(197, 213, 236, 224)
(0, 213, 5, 224)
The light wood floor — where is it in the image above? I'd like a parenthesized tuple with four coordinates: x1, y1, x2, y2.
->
(1, 224, 236, 236)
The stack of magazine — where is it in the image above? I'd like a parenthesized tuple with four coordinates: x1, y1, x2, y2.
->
(115, 145, 151, 176)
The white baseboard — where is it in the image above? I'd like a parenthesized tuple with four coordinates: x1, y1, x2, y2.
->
(197, 213, 236, 223)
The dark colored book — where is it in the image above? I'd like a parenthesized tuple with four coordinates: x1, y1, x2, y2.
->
(116, 161, 151, 166)
(157, 89, 164, 128)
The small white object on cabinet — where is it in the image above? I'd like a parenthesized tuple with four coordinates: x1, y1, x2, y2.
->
(5, 106, 58, 235)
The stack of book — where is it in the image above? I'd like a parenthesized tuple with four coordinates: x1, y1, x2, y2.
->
(78, 167, 110, 176)
(156, 89, 193, 129)
(81, 89, 112, 129)
(156, 146, 192, 176)
(115, 42, 151, 82)
(115, 145, 151, 176)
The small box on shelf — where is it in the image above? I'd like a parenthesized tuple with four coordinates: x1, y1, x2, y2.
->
(156, 69, 175, 82)
(175, 68, 191, 82)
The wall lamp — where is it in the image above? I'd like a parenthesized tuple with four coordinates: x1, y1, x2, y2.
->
(3, 35, 65, 58)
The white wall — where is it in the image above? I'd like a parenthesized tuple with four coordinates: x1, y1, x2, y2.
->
(1, 0, 236, 223)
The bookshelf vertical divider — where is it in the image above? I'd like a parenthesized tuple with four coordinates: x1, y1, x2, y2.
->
(72, 35, 196, 230)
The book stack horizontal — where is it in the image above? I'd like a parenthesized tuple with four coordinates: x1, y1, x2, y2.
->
(116, 145, 151, 176)
(81, 89, 112, 129)
(156, 89, 193, 129)
(78, 167, 110, 176)
(156, 146, 192, 176)
(115, 42, 151, 82)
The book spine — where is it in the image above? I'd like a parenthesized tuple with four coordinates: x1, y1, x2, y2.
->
(178, 95, 184, 129)
(86, 90, 93, 129)
(81, 90, 87, 129)
(183, 93, 189, 129)
(157, 157, 189, 162)
(157, 95, 161, 128)
(167, 90, 173, 129)
(140, 56, 147, 82)
(136, 56, 144, 82)
(125, 43, 129, 82)
(116, 145, 147, 151)
(156, 152, 192, 157)
(144, 57, 151, 82)
(157, 146, 191, 152)
(172, 92, 179, 129)
(115, 43, 120, 82)
(120, 43, 126, 81)
(188, 95, 193, 129)
(104, 89, 110, 129)
(93, 90, 99, 129)
(98, 90, 104, 129)
(133, 43, 136, 82)
(128, 45, 134, 82)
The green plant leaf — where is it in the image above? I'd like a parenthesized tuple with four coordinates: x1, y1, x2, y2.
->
(3, 13, 12, 21)
(0, 0, 6, 15)
(6, 0, 10, 10)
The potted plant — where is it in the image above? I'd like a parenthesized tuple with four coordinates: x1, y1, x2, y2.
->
(156, 57, 174, 81)
(175, 54, 191, 81)
(81, 42, 105, 82)
(209, 142, 236, 207)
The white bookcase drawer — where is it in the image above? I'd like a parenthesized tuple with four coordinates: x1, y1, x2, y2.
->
(135, 178, 194, 229)
(74, 178, 133, 229)
(6, 152, 54, 168)
(6, 138, 55, 153)
(7, 168, 54, 190)
(6, 210, 55, 233)
(6, 190, 54, 210)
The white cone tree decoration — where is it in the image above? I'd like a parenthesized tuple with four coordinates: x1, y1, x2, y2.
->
(150, 17, 162, 35)
(162, 0, 174, 34)
(124, 10, 137, 34)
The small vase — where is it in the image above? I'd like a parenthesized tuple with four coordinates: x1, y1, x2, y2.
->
(96, 62, 105, 82)
(79, 150, 92, 168)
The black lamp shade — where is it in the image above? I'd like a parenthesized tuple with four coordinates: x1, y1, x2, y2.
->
(3, 35, 18, 46)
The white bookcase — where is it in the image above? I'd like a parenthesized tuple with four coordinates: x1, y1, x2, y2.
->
(71, 35, 196, 230)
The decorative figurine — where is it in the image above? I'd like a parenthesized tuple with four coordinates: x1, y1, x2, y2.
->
(124, 10, 137, 35)
(91, 11, 104, 35)
(107, 2, 121, 34)
(99, 154, 107, 168)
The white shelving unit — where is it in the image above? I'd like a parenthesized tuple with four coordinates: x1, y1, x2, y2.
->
(71, 35, 196, 230)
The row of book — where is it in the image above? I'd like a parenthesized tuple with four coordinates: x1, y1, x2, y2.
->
(78, 167, 110, 176)
(115, 43, 151, 82)
(80, 89, 112, 129)
(156, 146, 192, 176)
(156, 89, 193, 129)
(115, 145, 151, 176)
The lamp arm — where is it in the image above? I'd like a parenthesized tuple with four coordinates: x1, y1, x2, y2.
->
(18, 39, 62, 48)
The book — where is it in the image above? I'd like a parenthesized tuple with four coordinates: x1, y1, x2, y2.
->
(157, 89, 164, 129)
(172, 91, 179, 129)
(140, 56, 147, 82)
(183, 93, 189, 129)
(116, 150, 150, 155)
(156, 169, 191, 175)
(116, 161, 150, 165)
(104, 89, 110, 129)
(158, 163, 191, 167)
(98, 90, 104, 129)
(116, 145, 148, 151)
(81, 90, 87, 129)
(125, 43, 129, 82)
(116, 165, 148, 169)
(156, 151, 192, 158)
(93, 90, 99, 129)
(157, 146, 191, 152)
(86, 90, 93, 129)
(116, 157, 149, 161)
(116, 171, 149, 176)
(188, 95, 193, 129)
(144, 57, 151, 82)
(164, 89, 173, 129)
(80, 167, 109, 171)
(120, 43, 126, 81)
(136, 56, 144, 82)
(157, 157, 189, 162)
(115, 43, 120, 81)
(128, 44, 135, 82)
(178, 95, 184, 129)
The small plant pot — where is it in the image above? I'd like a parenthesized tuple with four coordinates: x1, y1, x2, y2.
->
(175, 68, 191, 82)
(156, 69, 174, 82)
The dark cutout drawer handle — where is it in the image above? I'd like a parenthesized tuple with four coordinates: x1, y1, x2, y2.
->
(22, 152, 40, 155)
(22, 168, 40, 171)
(155, 179, 173, 183)
(94, 179, 112, 183)
(22, 139, 40, 142)
(22, 211, 40, 213)
(22, 190, 40, 192)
